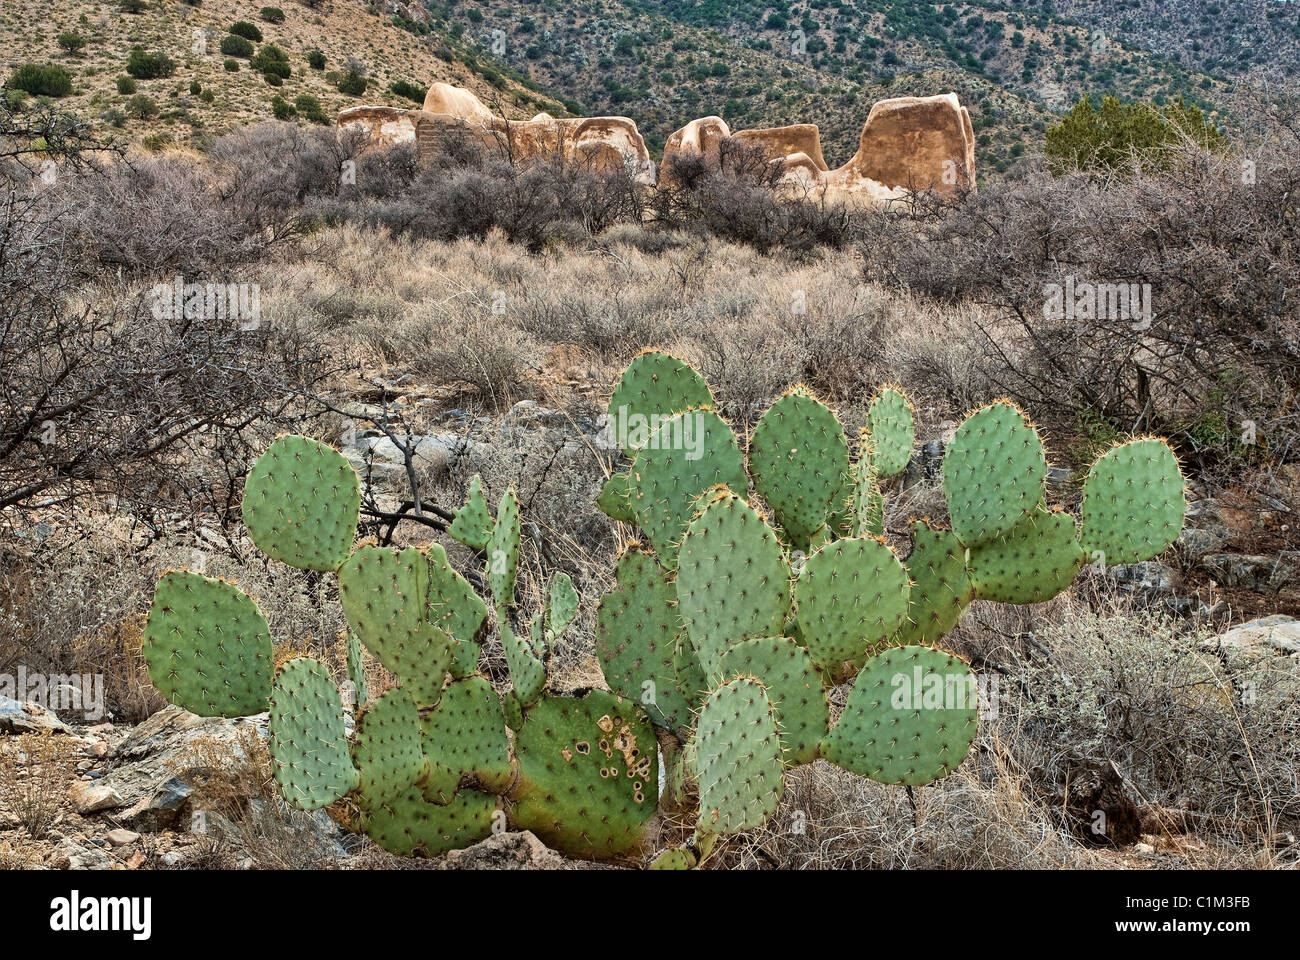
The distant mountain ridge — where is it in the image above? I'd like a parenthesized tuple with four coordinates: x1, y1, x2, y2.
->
(4, 0, 1253, 178)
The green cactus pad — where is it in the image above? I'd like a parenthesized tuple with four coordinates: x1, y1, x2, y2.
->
(649, 847, 697, 870)
(822, 645, 978, 786)
(1080, 438, 1186, 565)
(345, 632, 368, 712)
(502, 690, 524, 731)
(486, 488, 521, 609)
(511, 690, 658, 860)
(825, 466, 856, 537)
(793, 536, 910, 671)
(447, 474, 494, 551)
(546, 572, 579, 642)
(338, 545, 453, 708)
(676, 489, 791, 675)
(268, 657, 358, 810)
(608, 350, 715, 455)
(969, 505, 1084, 604)
(596, 470, 638, 524)
(448, 639, 481, 679)
(359, 784, 499, 857)
(143, 571, 273, 718)
(501, 619, 547, 707)
(630, 410, 748, 570)
(352, 686, 427, 804)
(942, 401, 1046, 547)
(241, 434, 360, 571)
(748, 388, 849, 546)
(894, 521, 975, 646)
(852, 438, 885, 537)
(595, 546, 699, 733)
(865, 386, 916, 478)
(420, 676, 513, 798)
(426, 543, 488, 645)
(717, 637, 829, 765)
(695, 677, 785, 835)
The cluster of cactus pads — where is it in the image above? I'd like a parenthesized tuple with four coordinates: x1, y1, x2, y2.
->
(141, 352, 1186, 867)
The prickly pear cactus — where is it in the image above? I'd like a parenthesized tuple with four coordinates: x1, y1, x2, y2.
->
(143, 571, 272, 718)
(821, 645, 978, 786)
(630, 409, 747, 569)
(140, 339, 1188, 868)
(748, 386, 849, 546)
(510, 690, 658, 860)
(607, 349, 714, 455)
(676, 488, 790, 675)
(586, 353, 1186, 861)
(942, 400, 1046, 546)
(242, 434, 360, 570)
(268, 656, 358, 811)
(695, 677, 785, 834)
(864, 385, 916, 478)
(1081, 438, 1186, 565)
(793, 536, 910, 672)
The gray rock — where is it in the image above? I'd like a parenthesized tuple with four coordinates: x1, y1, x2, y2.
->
(1178, 525, 1229, 560)
(97, 705, 267, 830)
(1045, 466, 1074, 490)
(344, 432, 467, 484)
(55, 838, 114, 870)
(1201, 552, 1300, 599)
(430, 830, 600, 870)
(0, 697, 73, 736)
(1108, 561, 1179, 595)
(1207, 615, 1300, 662)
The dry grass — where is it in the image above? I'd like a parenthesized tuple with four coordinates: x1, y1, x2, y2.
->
(283, 223, 1002, 428)
(177, 726, 349, 869)
(0, 731, 72, 839)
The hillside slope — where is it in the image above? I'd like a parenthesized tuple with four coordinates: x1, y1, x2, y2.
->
(5, 0, 1236, 175)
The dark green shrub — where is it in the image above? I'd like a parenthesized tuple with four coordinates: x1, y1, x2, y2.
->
(251, 43, 291, 78)
(1046, 94, 1226, 174)
(119, 0, 145, 12)
(336, 70, 366, 96)
(220, 34, 255, 58)
(57, 31, 86, 54)
(270, 95, 296, 119)
(116, 75, 137, 94)
(126, 48, 175, 79)
(8, 63, 74, 97)
(306, 49, 326, 69)
(390, 79, 426, 103)
(200, 89, 215, 103)
(229, 20, 263, 42)
(224, 58, 240, 72)
(127, 93, 159, 119)
(189, 80, 202, 95)
(294, 93, 328, 123)
(260, 6, 285, 23)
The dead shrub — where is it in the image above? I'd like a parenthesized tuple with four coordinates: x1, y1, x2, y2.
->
(0, 731, 70, 838)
